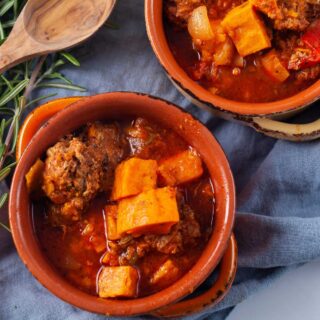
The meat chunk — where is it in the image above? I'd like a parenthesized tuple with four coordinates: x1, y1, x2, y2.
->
(288, 47, 315, 70)
(126, 118, 167, 159)
(87, 122, 128, 191)
(165, 0, 205, 27)
(43, 136, 105, 225)
(165, 0, 247, 25)
(251, 0, 312, 31)
(42, 122, 128, 226)
(104, 204, 201, 266)
(165, 0, 318, 32)
(274, 0, 309, 31)
(295, 64, 320, 80)
(307, 2, 320, 22)
(275, 33, 300, 60)
(250, 0, 282, 19)
(141, 204, 201, 255)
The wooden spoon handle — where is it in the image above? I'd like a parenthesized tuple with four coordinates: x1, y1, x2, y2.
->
(0, 38, 39, 74)
(0, 41, 23, 73)
(0, 23, 37, 74)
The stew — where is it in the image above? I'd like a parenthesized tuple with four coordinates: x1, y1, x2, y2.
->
(29, 118, 215, 298)
(165, 0, 320, 102)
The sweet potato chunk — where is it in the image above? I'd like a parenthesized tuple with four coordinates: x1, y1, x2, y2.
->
(105, 205, 121, 241)
(221, 2, 271, 57)
(261, 49, 290, 82)
(98, 266, 138, 298)
(158, 149, 203, 186)
(117, 187, 179, 236)
(25, 158, 44, 194)
(150, 259, 180, 285)
(111, 158, 157, 200)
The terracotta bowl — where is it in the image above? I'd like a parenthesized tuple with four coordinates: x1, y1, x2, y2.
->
(145, 1, 320, 141)
(9, 92, 236, 316)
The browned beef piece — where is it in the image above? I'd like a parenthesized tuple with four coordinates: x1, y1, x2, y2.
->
(43, 122, 128, 226)
(252, 0, 309, 31)
(251, 0, 282, 19)
(274, 0, 309, 31)
(166, 0, 319, 30)
(142, 205, 201, 255)
(165, 0, 246, 26)
(126, 118, 168, 160)
(274, 33, 320, 81)
(307, 2, 320, 21)
(296, 65, 320, 80)
(43, 136, 105, 225)
(165, 0, 205, 27)
(288, 47, 315, 70)
(105, 204, 201, 266)
(274, 33, 301, 65)
(86, 122, 129, 191)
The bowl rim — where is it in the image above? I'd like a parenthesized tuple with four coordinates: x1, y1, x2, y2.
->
(9, 91, 236, 316)
(145, 0, 320, 117)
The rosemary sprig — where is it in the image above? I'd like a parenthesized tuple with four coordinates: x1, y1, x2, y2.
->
(0, 0, 87, 232)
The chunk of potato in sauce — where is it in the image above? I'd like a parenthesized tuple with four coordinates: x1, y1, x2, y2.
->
(164, 1, 318, 102)
(33, 118, 214, 298)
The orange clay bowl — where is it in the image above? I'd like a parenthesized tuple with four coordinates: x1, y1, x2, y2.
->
(145, 1, 320, 141)
(10, 92, 236, 317)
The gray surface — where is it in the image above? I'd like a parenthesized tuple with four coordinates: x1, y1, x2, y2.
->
(227, 260, 320, 320)
(1, 1, 320, 319)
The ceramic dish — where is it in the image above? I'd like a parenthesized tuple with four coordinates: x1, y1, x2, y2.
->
(145, 1, 320, 141)
(10, 92, 237, 316)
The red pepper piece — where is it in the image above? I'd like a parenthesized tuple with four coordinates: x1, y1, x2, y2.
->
(302, 19, 320, 52)
(288, 20, 320, 70)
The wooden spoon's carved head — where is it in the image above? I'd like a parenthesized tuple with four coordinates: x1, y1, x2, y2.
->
(23, 0, 116, 47)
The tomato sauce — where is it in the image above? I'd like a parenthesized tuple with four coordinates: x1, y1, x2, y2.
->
(163, 0, 320, 103)
(165, 25, 315, 103)
(32, 118, 215, 298)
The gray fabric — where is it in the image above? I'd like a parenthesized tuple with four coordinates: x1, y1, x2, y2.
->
(1, 1, 320, 319)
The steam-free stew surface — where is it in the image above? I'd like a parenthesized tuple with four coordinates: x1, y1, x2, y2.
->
(32, 118, 214, 297)
(165, 0, 320, 102)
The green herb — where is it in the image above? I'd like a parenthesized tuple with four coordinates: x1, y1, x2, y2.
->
(0, 0, 87, 232)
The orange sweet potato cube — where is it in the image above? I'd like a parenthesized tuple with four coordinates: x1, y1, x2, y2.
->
(98, 266, 138, 298)
(105, 205, 121, 241)
(261, 49, 290, 82)
(111, 157, 157, 200)
(221, 2, 271, 57)
(25, 158, 45, 194)
(158, 149, 203, 186)
(150, 259, 180, 285)
(117, 187, 179, 236)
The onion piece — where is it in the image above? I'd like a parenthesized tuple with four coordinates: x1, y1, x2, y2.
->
(188, 6, 214, 41)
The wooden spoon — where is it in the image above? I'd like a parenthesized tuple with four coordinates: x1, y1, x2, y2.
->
(0, 0, 117, 73)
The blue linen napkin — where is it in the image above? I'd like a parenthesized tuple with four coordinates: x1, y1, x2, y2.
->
(1, 1, 320, 319)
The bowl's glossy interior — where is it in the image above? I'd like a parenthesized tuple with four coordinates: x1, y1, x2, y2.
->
(9, 92, 235, 316)
(145, 1, 320, 117)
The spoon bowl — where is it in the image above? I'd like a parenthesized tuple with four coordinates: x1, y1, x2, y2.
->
(0, 0, 116, 73)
